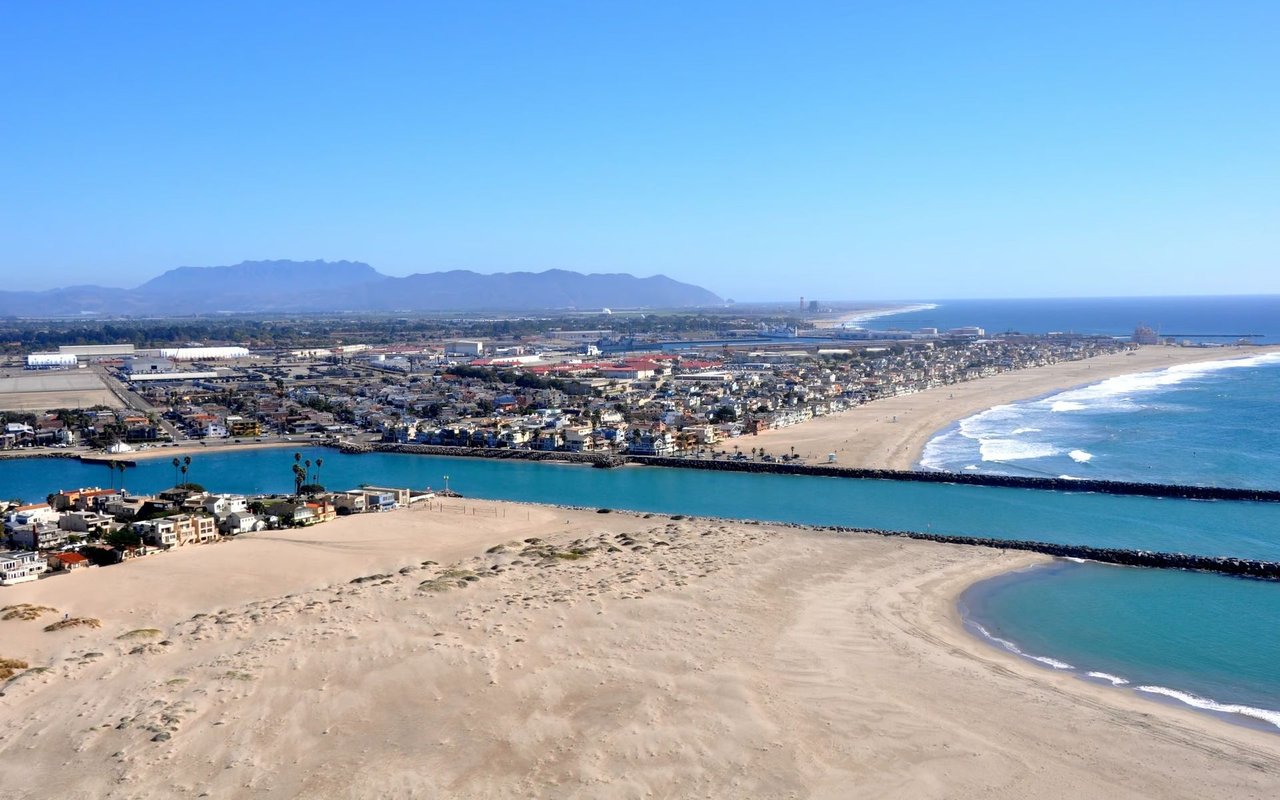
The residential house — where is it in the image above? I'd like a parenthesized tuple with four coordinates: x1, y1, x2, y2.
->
(225, 415, 262, 437)
(134, 518, 177, 548)
(170, 514, 218, 545)
(47, 551, 91, 572)
(4, 503, 59, 533)
(304, 500, 337, 524)
(0, 550, 46, 585)
(264, 501, 318, 526)
(361, 491, 396, 512)
(105, 496, 152, 520)
(627, 429, 673, 456)
(362, 487, 412, 507)
(221, 511, 265, 535)
(330, 492, 367, 515)
(59, 511, 116, 537)
(203, 494, 248, 520)
(7, 523, 67, 551)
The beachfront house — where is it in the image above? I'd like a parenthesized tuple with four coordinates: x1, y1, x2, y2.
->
(134, 518, 178, 548)
(47, 551, 91, 573)
(361, 491, 397, 512)
(221, 511, 266, 535)
(170, 514, 219, 546)
(330, 492, 367, 515)
(0, 550, 47, 585)
(203, 494, 249, 519)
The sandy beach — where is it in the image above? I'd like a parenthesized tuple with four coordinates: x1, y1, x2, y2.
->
(2, 502, 1278, 798)
(756, 344, 1280, 470)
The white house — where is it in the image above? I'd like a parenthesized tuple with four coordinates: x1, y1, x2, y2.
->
(0, 550, 46, 585)
(4, 504, 59, 533)
(222, 511, 265, 535)
(203, 494, 248, 519)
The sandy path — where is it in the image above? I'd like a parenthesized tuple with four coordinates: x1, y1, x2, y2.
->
(2, 504, 1277, 798)
(754, 344, 1280, 469)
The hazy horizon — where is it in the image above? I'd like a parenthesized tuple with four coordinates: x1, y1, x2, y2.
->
(11, 259, 1280, 305)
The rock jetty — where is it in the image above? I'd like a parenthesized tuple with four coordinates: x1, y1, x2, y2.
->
(820, 525, 1280, 581)
(632, 456, 1280, 503)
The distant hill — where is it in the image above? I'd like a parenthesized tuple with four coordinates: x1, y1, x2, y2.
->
(0, 260, 723, 315)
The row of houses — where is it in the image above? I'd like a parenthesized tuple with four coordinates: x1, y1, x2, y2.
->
(1, 484, 426, 586)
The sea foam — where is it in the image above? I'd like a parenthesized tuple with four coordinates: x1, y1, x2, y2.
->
(1135, 685, 1280, 730)
(970, 623, 1074, 670)
(978, 439, 1060, 463)
(1085, 671, 1130, 686)
(840, 302, 940, 327)
(921, 351, 1280, 474)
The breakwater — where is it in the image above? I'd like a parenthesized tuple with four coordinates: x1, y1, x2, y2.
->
(338, 443, 1280, 502)
(343, 442, 625, 468)
(631, 456, 1280, 503)
(820, 526, 1280, 581)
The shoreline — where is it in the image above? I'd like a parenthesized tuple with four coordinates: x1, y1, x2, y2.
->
(956, 561, 1280, 735)
(753, 343, 1280, 470)
(2, 502, 1277, 795)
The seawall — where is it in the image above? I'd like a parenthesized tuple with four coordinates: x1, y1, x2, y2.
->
(339, 443, 1280, 502)
(631, 456, 1280, 503)
(342, 442, 625, 468)
(818, 526, 1280, 581)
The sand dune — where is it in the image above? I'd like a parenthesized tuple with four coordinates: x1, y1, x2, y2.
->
(2, 503, 1277, 798)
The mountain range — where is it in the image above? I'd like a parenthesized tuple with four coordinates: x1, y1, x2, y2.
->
(0, 261, 724, 315)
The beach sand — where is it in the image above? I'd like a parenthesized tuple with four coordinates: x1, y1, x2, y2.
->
(2, 502, 1277, 798)
(755, 344, 1280, 470)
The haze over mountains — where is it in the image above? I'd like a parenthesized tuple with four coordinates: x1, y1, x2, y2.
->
(0, 261, 724, 315)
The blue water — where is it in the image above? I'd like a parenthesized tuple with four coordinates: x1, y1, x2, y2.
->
(871, 295, 1280, 343)
(910, 328, 1280, 730)
(922, 352, 1280, 489)
(961, 562, 1280, 730)
(5, 448, 1280, 561)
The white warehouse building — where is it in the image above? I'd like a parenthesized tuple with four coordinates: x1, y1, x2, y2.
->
(26, 352, 80, 369)
(445, 340, 485, 357)
(156, 346, 250, 361)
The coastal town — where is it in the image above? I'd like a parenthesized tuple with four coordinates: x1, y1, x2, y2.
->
(1, 314, 1159, 586)
(2, 317, 1139, 459)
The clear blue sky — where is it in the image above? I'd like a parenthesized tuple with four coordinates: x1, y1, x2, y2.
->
(3, 1, 1276, 300)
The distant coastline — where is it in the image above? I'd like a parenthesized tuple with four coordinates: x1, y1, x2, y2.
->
(754, 343, 1280, 472)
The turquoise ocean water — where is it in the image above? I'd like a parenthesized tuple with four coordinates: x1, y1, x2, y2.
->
(923, 351, 1280, 730)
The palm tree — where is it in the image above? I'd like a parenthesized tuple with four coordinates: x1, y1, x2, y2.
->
(315, 457, 323, 486)
(183, 456, 192, 488)
(292, 463, 306, 496)
(172, 457, 181, 487)
(117, 461, 128, 492)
